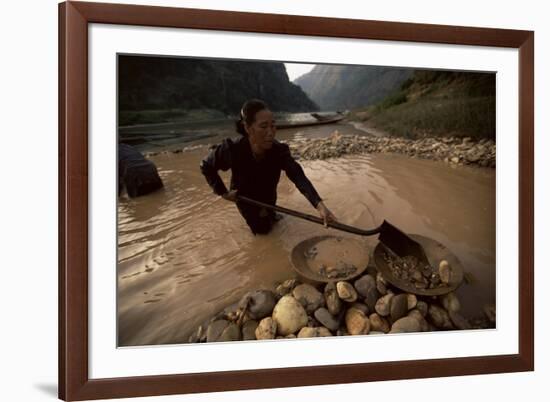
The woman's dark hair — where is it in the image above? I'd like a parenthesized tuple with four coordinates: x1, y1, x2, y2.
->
(235, 99, 269, 136)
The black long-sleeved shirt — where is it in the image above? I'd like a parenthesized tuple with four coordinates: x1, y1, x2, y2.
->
(200, 136, 322, 227)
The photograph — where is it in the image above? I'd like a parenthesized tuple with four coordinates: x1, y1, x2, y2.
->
(116, 54, 497, 347)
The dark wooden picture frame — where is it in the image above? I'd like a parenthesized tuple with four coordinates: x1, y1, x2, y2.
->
(59, 1, 534, 400)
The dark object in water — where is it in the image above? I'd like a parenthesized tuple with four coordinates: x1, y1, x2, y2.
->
(119, 143, 164, 198)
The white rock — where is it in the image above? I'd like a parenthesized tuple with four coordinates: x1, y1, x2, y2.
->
(439, 260, 452, 284)
(272, 295, 309, 336)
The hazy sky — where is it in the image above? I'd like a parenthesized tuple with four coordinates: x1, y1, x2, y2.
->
(284, 63, 316, 81)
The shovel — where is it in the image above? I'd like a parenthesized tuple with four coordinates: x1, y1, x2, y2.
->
(236, 195, 431, 266)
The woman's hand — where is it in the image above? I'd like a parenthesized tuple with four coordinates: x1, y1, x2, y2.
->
(316, 201, 336, 228)
(222, 190, 238, 202)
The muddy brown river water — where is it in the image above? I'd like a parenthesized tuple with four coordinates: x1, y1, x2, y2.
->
(117, 127, 495, 347)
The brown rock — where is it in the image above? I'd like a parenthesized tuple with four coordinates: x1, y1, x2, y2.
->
(206, 320, 230, 342)
(354, 274, 376, 297)
(336, 281, 358, 302)
(297, 327, 333, 338)
(314, 308, 340, 332)
(324, 282, 343, 316)
(292, 284, 325, 314)
(440, 292, 461, 313)
(255, 318, 277, 340)
(375, 294, 394, 317)
(428, 304, 454, 330)
(276, 279, 299, 298)
(376, 272, 389, 295)
(345, 307, 370, 335)
(407, 309, 430, 332)
(407, 294, 418, 310)
(390, 294, 409, 322)
(416, 301, 429, 317)
(449, 311, 472, 330)
(218, 323, 241, 342)
(349, 302, 369, 315)
(390, 317, 422, 333)
(241, 320, 258, 341)
(369, 313, 391, 333)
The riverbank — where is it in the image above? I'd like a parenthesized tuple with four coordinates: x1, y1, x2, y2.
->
(144, 131, 495, 168)
(287, 131, 495, 168)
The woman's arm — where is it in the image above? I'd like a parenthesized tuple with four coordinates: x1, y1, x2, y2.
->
(279, 143, 322, 207)
(279, 143, 336, 225)
(199, 139, 233, 196)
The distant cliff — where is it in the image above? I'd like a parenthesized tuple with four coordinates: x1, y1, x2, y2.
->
(294, 65, 412, 110)
(118, 56, 318, 124)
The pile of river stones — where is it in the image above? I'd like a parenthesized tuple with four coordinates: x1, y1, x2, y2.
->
(285, 132, 495, 168)
(188, 270, 496, 343)
(143, 132, 495, 169)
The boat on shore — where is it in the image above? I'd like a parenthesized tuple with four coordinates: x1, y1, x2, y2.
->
(275, 112, 345, 129)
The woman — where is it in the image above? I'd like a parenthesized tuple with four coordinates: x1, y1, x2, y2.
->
(200, 99, 336, 235)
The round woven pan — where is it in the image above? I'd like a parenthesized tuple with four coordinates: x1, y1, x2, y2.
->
(374, 234, 464, 296)
(290, 235, 369, 285)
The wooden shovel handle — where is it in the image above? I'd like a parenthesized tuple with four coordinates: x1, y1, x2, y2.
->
(236, 195, 381, 236)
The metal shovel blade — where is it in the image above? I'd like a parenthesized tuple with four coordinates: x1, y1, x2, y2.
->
(378, 220, 431, 266)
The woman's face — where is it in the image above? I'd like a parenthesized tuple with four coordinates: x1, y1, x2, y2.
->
(246, 109, 276, 152)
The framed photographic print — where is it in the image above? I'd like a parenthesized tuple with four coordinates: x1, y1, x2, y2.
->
(59, 1, 534, 400)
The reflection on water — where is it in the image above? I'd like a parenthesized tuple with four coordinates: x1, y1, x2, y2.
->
(118, 149, 495, 347)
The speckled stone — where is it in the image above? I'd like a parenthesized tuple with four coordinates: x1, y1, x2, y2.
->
(345, 307, 370, 335)
(336, 281, 358, 302)
(255, 317, 277, 340)
(272, 295, 308, 336)
(276, 279, 299, 298)
(297, 327, 333, 338)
